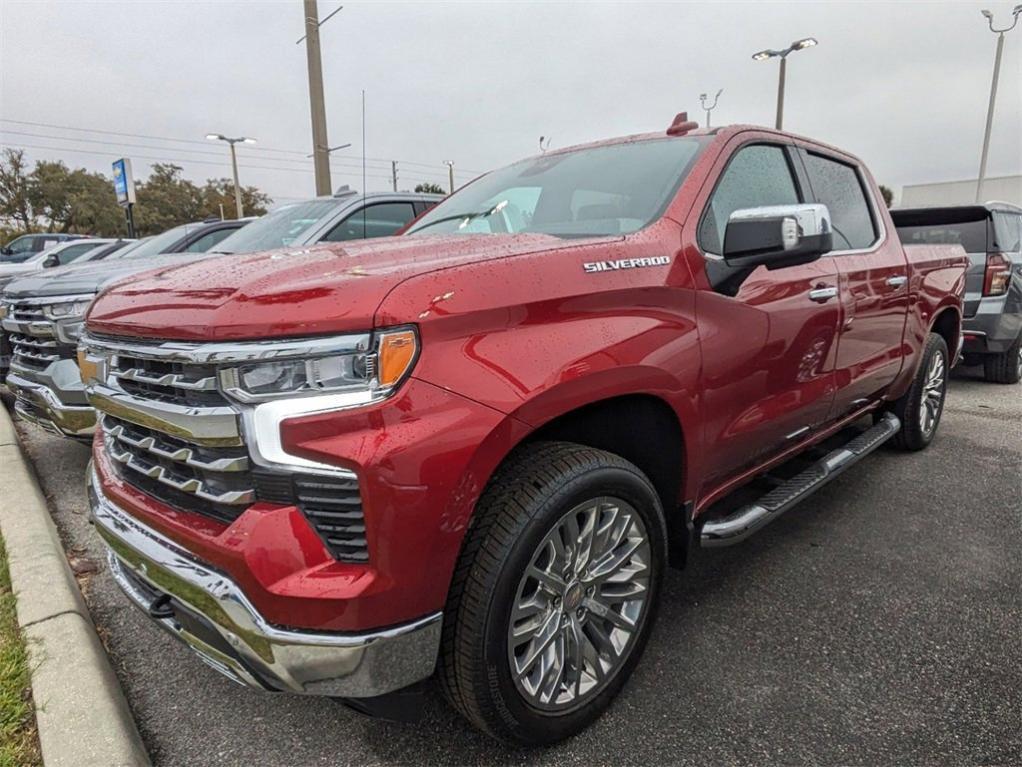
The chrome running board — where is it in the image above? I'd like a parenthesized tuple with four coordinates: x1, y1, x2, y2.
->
(700, 412, 901, 547)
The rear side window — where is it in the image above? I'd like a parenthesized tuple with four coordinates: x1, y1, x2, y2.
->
(698, 144, 800, 255)
(803, 153, 877, 250)
(324, 202, 417, 241)
(895, 220, 989, 253)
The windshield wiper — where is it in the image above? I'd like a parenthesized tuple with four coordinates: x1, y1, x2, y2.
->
(412, 200, 509, 233)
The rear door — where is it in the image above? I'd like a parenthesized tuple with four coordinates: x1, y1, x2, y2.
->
(800, 149, 909, 414)
(695, 142, 842, 486)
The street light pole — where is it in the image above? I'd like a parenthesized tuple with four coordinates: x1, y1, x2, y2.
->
(699, 89, 723, 128)
(976, 6, 1021, 202)
(206, 134, 256, 218)
(444, 161, 455, 194)
(752, 37, 817, 130)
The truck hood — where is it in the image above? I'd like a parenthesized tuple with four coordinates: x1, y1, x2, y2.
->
(87, 234, 607, 340)
(3, 252, 208, 299)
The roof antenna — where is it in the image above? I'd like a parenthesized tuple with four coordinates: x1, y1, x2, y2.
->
(539, 135, 552, 153)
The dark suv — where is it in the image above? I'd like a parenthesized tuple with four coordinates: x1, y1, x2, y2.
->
(893, 202, 1022, 383)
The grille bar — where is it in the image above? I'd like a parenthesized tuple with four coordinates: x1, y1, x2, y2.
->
(104, 420, 249, 472)
(107, 441, 256, 506)
(9, 334, 59, 350)
(113, 367, 218, 391)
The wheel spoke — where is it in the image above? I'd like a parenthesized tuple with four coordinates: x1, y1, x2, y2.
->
(528, 564, 566, 595)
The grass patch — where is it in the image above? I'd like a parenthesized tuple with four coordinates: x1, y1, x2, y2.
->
(0, 534, 40, 767)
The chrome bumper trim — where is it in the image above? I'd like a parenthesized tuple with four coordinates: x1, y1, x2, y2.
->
(87, 383, 242, 447)
(6, 372, 96, 437)
(88, 468, 441, 697)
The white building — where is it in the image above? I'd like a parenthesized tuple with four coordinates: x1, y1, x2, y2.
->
(899, 175, 1022, 208)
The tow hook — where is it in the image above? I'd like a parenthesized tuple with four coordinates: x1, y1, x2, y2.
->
(147, 593, 174, 619)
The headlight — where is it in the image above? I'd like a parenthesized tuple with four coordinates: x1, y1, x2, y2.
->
(44, 298, 93, 319)
(220, 327, 418, 403)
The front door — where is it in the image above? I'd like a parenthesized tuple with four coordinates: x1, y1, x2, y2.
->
(799, 149, 910, 414)
(694, 142, 841, 490)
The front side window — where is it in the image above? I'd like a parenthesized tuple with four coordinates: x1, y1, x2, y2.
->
(323, 202, 417, 242)
(803, 152, 877, 251)
(407, 138, 706, 239)
(57, 242, 102, 264)
(698, 144, 800, 255)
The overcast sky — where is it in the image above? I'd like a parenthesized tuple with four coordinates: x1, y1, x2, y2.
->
(1, 0, 1020, 205)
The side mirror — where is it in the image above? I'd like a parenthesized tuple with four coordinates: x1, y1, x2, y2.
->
(0, 247, 11, 256)
(43, 254, 59, 268)
(723, 204, 833, 270)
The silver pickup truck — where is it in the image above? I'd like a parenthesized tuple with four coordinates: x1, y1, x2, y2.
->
(0, 191, 441, 439)
(893, 202, 1022, 384)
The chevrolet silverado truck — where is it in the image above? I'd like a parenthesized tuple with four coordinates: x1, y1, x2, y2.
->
(79, 119, 967, 745)
(1, 192, 439, 439)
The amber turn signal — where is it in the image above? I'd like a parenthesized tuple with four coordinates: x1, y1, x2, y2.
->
(377, 329, 418, 388)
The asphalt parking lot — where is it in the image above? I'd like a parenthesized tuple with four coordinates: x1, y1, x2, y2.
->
(5, 366, 1020, 767)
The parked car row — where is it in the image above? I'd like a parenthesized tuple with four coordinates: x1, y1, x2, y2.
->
(0, 117, 1013, 745)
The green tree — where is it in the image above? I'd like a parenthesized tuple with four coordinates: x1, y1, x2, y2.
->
(198, 178, 271, 220)
(878, 184, 894, 208)
(414, 182, 446, 195)
(133, 163, 204, 235)
(27, 161, 123, 235)
(0, 148, 35, 231)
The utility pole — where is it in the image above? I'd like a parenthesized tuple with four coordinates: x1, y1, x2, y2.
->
(302, 0, 335, 196)
(392, 160, 398, 192)
(976, 7, 1021, 202)
(444, 161, 455, 194)
(752, 37, 817, 130)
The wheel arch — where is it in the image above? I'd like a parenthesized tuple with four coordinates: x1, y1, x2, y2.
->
(930, 304, 962, 361)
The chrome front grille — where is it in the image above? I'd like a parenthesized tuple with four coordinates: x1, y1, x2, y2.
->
(89, 335, 370, 562)
(9, 333, 65, 369)
(110, 353, 227, 407)
(10, 305, 46, 323)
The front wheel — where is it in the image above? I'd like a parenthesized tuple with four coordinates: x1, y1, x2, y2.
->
(439, 442, 667, 745)
(889, 333, 949, 451)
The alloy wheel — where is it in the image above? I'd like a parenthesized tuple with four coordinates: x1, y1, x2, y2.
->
(507, 497, 651, 712)
(919, 349, 946, 436)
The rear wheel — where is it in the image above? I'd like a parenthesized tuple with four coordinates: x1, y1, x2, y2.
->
(982, 334, 1022, 384)
(890, 333, 949, 451)
(439, 442, 667, 745)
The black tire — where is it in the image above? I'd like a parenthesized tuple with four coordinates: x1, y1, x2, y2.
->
(890, 333, 949, 451)
(982, 334, 1022, 384)
(439, 441, 667, 745)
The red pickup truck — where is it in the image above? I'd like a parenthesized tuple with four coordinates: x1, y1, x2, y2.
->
(80, 119, 967, 744)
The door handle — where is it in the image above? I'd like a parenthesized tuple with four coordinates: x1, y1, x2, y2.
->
(808, 285, 838, 302)
(886, 275, 908, 288)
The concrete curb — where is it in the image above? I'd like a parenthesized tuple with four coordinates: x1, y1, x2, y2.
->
(0, 404, 150, 767)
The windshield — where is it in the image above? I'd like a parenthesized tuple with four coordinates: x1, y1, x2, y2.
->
(212, 199, 339, 254)
(407, 138, 706, 238)
(106, 238, 152, 260)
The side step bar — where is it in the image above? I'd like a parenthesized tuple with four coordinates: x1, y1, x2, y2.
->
(700, 412, 901, 547)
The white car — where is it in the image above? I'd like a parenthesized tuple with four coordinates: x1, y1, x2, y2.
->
(0, 238, 113, 280)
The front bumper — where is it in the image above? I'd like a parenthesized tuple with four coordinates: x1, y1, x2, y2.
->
(87, 467, 442, 697)
(6, 365, 96, 439)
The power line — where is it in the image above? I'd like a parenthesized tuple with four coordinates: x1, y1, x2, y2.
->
(0, 128, 448, 181)
(0, 118, 486, 174)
